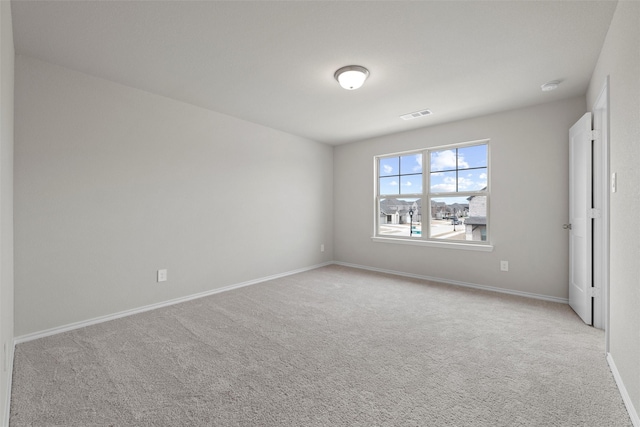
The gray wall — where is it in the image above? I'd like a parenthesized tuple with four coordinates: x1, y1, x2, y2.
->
(14, 56, 333, 337)
(334, 96, 586, 300)
(0, 1, 15, 423)
(9, 3, 639, 421)
(587, 0, 640, 417)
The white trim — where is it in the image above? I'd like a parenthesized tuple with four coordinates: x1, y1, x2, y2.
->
(374, 138, 490, 159)
(607, 353, 640, 426)
(371, 236, 493, 252)
(371, 236, 493, 251)
(2, 342, 13, 427)
(592, 78, 610, 345)
(333, 261, 568, 304)
(14, 262, 332, 345)
(374, 140, 491, 246)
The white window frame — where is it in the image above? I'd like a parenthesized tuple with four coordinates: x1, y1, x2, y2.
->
(372, 139, 493, 252)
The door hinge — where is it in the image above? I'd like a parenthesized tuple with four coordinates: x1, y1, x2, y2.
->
(589, 130, 600, 141)
(587, 287, 600, 298)
(588, 208, 602, 219)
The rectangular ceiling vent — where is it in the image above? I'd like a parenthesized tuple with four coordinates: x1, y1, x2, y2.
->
(400, 109, 432, 121)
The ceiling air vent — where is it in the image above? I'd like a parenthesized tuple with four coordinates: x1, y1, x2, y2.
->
(400, 109, 433, 121)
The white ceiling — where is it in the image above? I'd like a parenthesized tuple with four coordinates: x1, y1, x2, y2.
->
(11, 1, 617, 145)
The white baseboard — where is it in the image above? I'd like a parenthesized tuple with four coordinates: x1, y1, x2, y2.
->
(333, 261, 569, 304)
(14, 260, 568, 345)
(2, 341, 14, 427)
(15, 262, 332, 345)
(9, 261, 637, 427)
(607, 353, 640, 426)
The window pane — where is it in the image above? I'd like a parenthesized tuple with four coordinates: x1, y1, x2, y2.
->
(375, 142, 488, 244)
(430, 171, 456, 192)
(458, 168, 487, 191)
(379, 157, 399, 177)
(465, 195, 487, 241)
(379, 198, 422, 237)
(379, 177, 400, 195)
(400, 174, 422, 194)
(400, 154, 422, 175)
(429, 196, 486, 242)
(430, 149, 457, 172)
(458, 145, 487, 169)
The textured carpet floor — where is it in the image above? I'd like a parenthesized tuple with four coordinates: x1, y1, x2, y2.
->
(10, 265, 632, 426)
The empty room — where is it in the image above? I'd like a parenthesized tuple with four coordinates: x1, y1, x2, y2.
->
(1, 1, 639, 426)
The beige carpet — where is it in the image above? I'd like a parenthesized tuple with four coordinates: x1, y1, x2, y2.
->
(10, 265, 631, 426)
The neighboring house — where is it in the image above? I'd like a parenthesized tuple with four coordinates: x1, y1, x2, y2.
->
(380, 198, 422, 224)
(450, 203, 469, 218)
(465, 192, 487, 241)
(431, 201, 448, 219)
(431, 201, 468, 219)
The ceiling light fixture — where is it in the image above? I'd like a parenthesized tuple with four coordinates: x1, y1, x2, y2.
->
(334, 65, 369, 90)
(541, 80, 561, 92)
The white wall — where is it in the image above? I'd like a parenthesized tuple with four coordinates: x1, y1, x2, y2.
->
(334, 96, 586, 301)
(14, 55, 333, 337)
(0, 1, 15, 424)
(587, 0, 640, 420)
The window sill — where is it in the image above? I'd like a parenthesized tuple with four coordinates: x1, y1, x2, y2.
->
(371, 236, 494, 252)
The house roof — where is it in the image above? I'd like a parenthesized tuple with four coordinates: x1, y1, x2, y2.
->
(467, 187, 488, 201)
(464, 217, 487, 225)
(380, 198, 422, 216)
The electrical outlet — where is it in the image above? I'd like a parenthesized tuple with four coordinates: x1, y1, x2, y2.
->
(500, 261, 509, 272)
(157, 269, 168, 282)
(320, 244, 325, 252)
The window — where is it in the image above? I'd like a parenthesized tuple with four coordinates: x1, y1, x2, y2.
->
(375, 140, 489, 247)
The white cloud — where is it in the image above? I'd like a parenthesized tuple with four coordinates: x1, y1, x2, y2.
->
(458, 177, 473, 191)
(390, 181, 398, 186)
(479, 173, 487, 179)
(431, 176, 457, 192)
(431, 183, 456, 192)
(405, 181, 412, 186)
(414, 154, 422, 172)
(457, 155, 469, 169)
(430, 174, 488, 193)
(431, 150, 469, 171)
(458, 176, 487, 191)
(383, 164, 393, 174)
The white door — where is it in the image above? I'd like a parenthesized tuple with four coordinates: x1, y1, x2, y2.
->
(568, 112, 593, 325)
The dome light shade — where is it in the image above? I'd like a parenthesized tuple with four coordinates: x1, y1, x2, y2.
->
(541, 80, 561, 92)
(334, 65, 369, 90)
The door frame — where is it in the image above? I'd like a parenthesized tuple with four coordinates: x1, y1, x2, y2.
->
(592, 78, 610, 351)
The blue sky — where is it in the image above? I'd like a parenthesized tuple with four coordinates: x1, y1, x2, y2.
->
(430, 145, 487, 193)
(379, 145, 487, 199)
(379, 154, 422, 195)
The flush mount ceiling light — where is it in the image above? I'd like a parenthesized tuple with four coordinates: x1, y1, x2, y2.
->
(334, 65, 369, 90)
(541, 80, 561, 92)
